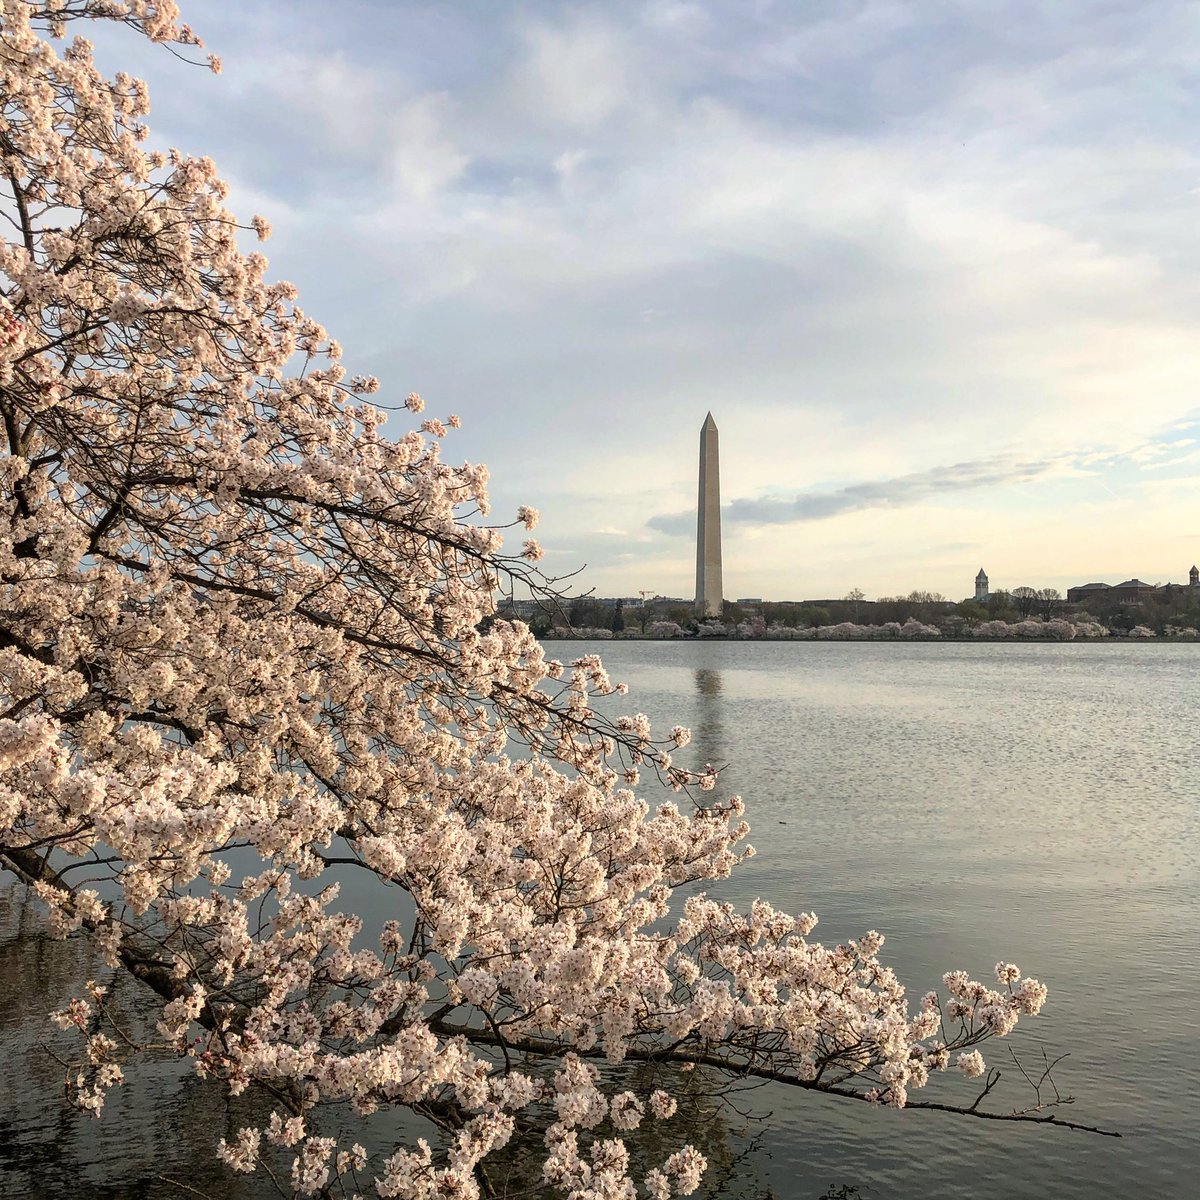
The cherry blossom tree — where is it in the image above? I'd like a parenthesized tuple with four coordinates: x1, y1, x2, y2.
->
(0, 5, 1109, 1198)
(647, 621, 684, 639)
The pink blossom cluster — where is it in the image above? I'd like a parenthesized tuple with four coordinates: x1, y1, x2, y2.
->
(647, 621, 685, 638)
(642, 619, 943, 641)
(0, 4, 1058, 1196)
(972, 618, 1106, 640)
(766, 618, 941, 640)
(637, 617, 1118, 641)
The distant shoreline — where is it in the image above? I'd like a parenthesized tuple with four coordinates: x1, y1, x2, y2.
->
(537, 633, 1199, 643)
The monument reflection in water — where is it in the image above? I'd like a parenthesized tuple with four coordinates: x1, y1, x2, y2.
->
(693, 665, 727, 776)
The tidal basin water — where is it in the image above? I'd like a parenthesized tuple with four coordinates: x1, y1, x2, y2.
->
(2, 640, 1197, 1197)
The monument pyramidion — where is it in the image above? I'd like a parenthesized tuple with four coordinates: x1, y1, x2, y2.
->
(695, 412, 723, 618)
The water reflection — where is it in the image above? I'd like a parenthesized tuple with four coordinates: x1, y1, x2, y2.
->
(479, 1064, 774, 1199)
(0, 883, 277, 1200)
(695, 666, 723, 697)
(692, 666, 727, 780)
(0, 879, 782, 1199)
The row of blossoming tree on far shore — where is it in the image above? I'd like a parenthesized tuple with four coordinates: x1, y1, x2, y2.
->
(552, 616, 1190, 640)
(533, 583, 1200, 641)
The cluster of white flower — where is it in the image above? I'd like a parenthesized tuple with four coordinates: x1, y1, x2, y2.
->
(647, 620, 685, 638)
(973, 618, 1104, 640)
(685, 618, 944, 640)
(634, 616, 1120, 641)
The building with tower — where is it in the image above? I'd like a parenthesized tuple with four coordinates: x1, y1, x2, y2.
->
(694, 413, 723, 618)
(975, 569, 989, 602)
(1067, 565, 1200, 605)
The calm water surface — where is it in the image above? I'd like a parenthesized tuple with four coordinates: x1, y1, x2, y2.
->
(2, 641, 1197, 1197)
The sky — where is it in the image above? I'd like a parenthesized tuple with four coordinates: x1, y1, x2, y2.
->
(92, 0, 1200, 601)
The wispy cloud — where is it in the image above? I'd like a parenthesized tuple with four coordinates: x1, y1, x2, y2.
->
(648, 453, 1078, 536)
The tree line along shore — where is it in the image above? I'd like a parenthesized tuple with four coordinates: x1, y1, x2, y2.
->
(509, 588, 1200, 641)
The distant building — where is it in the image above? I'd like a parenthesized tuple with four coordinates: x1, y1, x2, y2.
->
(1108, 579, 1157, 601)
(803, 598, 874, 608)
(1067, 579, 1154, 604)
(1154, 569, 1200, 601)
(498, 598, 542, 619)
(1067, 581, 1111, 603)
(974, 569, 989, 602)
(1067, 569, 1196, 605)
(735, 597, 763, 605)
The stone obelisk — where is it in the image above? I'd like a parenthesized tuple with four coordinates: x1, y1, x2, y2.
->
(695, 412, 723, 618)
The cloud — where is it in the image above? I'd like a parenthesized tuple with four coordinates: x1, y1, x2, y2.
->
(386, 93, 470, 200)
(79, 0, 1200, 598)
(503, 14, 634, 129)
(648, 453, 1078, 536)
(1149, 447, 1200, 470)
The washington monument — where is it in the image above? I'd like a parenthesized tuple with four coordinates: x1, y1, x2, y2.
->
(695, 412, 723, 617)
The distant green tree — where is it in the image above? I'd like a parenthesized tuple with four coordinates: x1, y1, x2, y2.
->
(611, 599, 625, 633)
(1098, 605, 1135, 633)
(763, 603, 798, 627)
(843, 588, 866, 621)
(902, 590, 948, 624)
(723, 600, 752, 623)
(1036, 587, 1062, 619)
(1011, 587, 1038, 619)
(955, 600, 987, 626)
(568, 596, 604, 628)
(873, 596, 911, 624)
(987, 590, 1016, 621)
